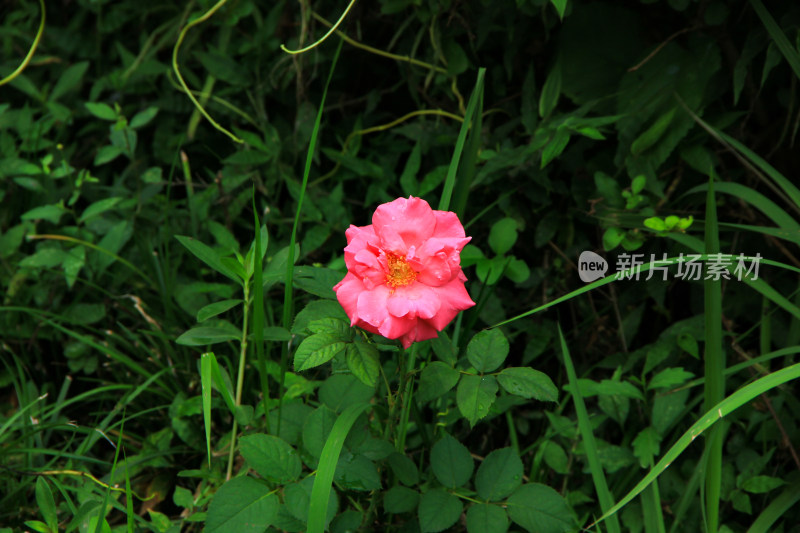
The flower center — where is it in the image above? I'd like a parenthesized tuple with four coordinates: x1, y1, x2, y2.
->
(385, 253, 417, 288)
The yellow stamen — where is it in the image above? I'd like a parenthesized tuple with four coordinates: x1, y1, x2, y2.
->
(385, 253, 416, 288)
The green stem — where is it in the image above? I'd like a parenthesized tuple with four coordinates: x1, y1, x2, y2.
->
(396, 344, 418, 452)
(226, 281, 250, 480)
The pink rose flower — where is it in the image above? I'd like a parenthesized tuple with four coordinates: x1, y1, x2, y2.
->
(333, 196, 476, 349)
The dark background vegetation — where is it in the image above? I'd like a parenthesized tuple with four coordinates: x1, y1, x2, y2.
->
(1, 0, 799, 531)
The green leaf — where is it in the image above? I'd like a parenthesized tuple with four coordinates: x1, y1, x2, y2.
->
(176, 325, 240, 346)
(648, 367, 694, 390)
(631, 107, 677, 155)
(383, 486, 419, 514)
(21, 204, 66, 224)
(488, 218, 518, 256)
(603, 227, 626, 251)
(85, 102, 117, 120)
(239, 434, 301, 484)
(506, 483, 575, 533)
(539, 60, 561, 118)
(456, 374, 498, 426)
(400, 141, 422, 196)
(549, 0, 568, 20)
(418, 489, 463, 533)
(644, 217, 666, 231)
(475, 447, 524, 501)
(175, 235, 241, 282)
(741, 475, 786, 494)
(173, 486, 194, 509)
(541, 129, 571, 169)
(417, 362, 460, 404)
(505, 257, 531, 284)
(197, 299, 242, 322)
(387, 452, 419, 486)
(79, 197, 123, 223)
(94, 145, 124, 166)
(430, 433, 474, 488)
(497, 367, 558, 401)
(294, 333, 347, 372)
(335, 452, 381, 491)
(345, 342, 380, 388)
(129, 107, 159, 129)
(205, 476, 278, 533)
(466, 503, 509, 533)
(35, 477, 58, 533)
(632, 427, 661, 468)
(50, 61, 89, 101)
(303, 405, 338, 459)
(467, 329, 509, 373)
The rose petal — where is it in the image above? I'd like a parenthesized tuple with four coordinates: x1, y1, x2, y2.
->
(399, 319, 439, 349)
(378, 314, 416, 340)
(387, 283, 441, 319)
(373, 197, 436, 249)
(425, 278, 476, 331)
(334, 273, 365, 327)
(356, 285, 392, 327)
(433, 211, 467, 239)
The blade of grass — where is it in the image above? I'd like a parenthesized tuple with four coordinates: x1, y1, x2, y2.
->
(92, 413, 125, 533)
(591, 361, 800, 528)
(746, 479, 800, 533)
(439, 67, 485, 214)
(679, 95, 800, 215)
(703, 176, 724, 533)
(252, 195, 270, 427)
(451, 70, 484, 218)
(308, 402, 372, 533)
(280, 39, 343, 429)
(685, 182, 800, 232)
(749, 0, 800, 82)
(558, 324, 622, 533)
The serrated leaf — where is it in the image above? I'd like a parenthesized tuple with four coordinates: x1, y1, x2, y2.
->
(506, 483, 575, 533)
(467, 329, 509, 373)
(741, 475, 785, 494)
(497, 367, 558, 402)
(417, 362, 460, 404)
(239, 434, 301, 484)
(430, 433, 473, 488)
(205, 476, 278, 533)
(293, 333, 347, 372)
(475, 447, 523, 501)
(632, 427, 661, 468)
(456, 374, 498, 426)
(418, 489, 463, 533)
(346, 342, 380, 387)
(387, 452, 419, 486)
(466, 503, 509, 533)
(384, 486, 419, 514)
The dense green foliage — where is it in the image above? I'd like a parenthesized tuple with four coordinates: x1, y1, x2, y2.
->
(2, 0, 800, 531)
